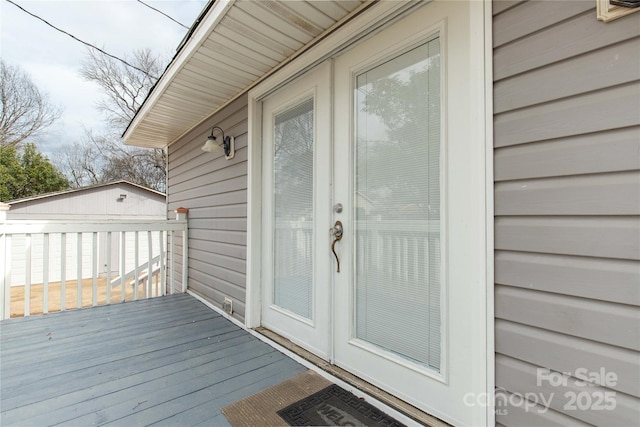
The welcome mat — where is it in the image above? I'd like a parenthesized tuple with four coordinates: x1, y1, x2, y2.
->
(277, 384, 407, 427)
(221, 370, 332, 426)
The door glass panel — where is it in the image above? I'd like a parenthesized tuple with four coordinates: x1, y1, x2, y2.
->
(273, 98, 314, 319)
(354, 38, 441, 370)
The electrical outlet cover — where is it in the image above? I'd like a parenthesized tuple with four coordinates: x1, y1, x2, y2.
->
(223, 297, 233, 314)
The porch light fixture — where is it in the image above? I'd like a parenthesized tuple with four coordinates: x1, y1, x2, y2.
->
(201, 126, 235, 160)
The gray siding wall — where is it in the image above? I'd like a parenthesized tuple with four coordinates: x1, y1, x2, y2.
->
(493, 1, 640, 426)
(167, 95, 248, 322)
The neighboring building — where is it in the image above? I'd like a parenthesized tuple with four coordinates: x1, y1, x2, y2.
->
(5, 180, 166, 220)
(122, 1, 640, 426)
(6, 181, 166, 284)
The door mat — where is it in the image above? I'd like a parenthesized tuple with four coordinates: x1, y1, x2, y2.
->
(221, 370, 332, 426)
(277, 384, 407, 427)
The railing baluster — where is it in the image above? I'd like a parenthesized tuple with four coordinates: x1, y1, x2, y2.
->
(61, 233, 66, 311)
(411, 237, 422, 280)
(106, 232, 111, 304)
(24, 233, 31, 317)
(77, 233, 82, 309)
(43, 233, 49, 314)
(402, 235, 408, 282)
(147, 231, 152, 298)
(133, 231, 139, 301)
(154, 231, 159, 297)
(120, 231, 126, 302)
(2, 234, 12, 319)
(170, 230, 175, 295)
(159, 231, 165, 296)
(92, 232, 98, 307)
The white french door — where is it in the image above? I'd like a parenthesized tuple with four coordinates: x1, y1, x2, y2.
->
(261, 62, 332, 360)
(259, 2, 488, 425)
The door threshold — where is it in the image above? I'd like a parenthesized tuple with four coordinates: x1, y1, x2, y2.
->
(255, 327, 451, 427)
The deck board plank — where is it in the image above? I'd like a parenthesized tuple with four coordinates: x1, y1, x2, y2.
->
(0, 293, 306, 426)
(0, 310, 220, 360)
(154, 360, 306, 426)
(97, 357, 305, 427)
(2, 328, 251, 407)
(1, 296, 206, 338)
(1, 304, 223, 370)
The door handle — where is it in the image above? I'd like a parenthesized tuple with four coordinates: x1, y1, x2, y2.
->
(330, 221, 343, 273)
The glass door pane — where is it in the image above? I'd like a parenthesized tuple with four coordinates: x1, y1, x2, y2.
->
(273, 98, 315, 319)
(354, 39, 441, 370)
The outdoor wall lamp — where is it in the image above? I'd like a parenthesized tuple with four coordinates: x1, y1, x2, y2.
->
(201, 126, 235, 160)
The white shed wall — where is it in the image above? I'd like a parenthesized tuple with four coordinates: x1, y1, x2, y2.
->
(6, 182, 167, 286)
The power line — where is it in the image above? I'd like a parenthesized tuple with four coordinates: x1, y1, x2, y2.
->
(136, 0, 189, 30)
(4, 0, 159, 80)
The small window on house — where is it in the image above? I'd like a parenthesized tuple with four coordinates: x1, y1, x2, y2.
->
(597, 0, 640, 21)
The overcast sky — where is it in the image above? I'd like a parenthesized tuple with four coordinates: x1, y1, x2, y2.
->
(0, 0, 208, 157)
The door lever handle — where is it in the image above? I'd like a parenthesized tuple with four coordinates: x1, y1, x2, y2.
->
(330, 221, 343, 273)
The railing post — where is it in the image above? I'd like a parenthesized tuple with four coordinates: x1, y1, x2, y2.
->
(1, 202, 11, 319)
(175, 207, 189, 293)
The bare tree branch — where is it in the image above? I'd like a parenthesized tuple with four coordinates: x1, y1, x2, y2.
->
(80, 48, 163, 129)
(0, 59, 62, 148)
(57, 48, 168, 192)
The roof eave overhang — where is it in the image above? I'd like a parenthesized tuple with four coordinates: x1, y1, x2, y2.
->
(123, 0, 236, 149)
(122, 0, 376, 149)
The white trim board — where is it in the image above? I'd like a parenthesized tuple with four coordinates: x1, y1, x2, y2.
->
(483, 0, 496, 426)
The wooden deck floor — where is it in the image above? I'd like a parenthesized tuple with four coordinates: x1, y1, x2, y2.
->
(0, 293, 307, 426)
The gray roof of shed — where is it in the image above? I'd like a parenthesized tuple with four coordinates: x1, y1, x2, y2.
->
(6, 180, 165, 205)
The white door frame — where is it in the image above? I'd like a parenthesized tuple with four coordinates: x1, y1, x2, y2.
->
(246, 2, 494, 425)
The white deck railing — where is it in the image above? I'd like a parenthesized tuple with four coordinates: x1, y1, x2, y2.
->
(0, 219, 188, 319)
(274, 218, 441, 284)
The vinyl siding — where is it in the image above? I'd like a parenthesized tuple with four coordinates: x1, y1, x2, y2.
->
(167, 95, 249, 322)
(7, 183, 165, 220)
(493, 1, 640, 426)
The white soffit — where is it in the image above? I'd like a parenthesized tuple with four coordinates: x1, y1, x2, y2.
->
(124, 0, 367, 148)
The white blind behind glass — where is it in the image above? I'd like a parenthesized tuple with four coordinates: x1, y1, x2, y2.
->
(273, 98, 315, 320)
(354, 38, 441, 370)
